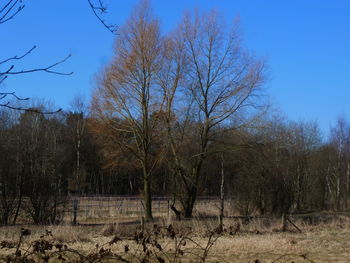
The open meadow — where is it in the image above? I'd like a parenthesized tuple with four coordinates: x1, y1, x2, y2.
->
(1, 209, 350, 262)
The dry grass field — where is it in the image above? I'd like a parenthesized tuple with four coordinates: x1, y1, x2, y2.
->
(1, 215, 350, 262)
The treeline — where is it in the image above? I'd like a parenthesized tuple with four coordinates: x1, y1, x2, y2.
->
(0, 101, 141, 225)
(0, 101, 349, 224)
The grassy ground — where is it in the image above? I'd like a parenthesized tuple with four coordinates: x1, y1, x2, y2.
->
(213, 229, 350, 262)
(1, 216, 350, 262)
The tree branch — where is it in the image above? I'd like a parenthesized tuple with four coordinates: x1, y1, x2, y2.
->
(1, 54, 73, 77)
(0, 1, 72, 114)
(0, 92, 29, 101)
(0, 0, 25, 24)
(0, 101, 62, 114)
(87, 0, 118, 34)
(0, 46, 36, 65)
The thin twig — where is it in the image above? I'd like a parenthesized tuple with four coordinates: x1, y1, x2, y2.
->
(87, 0, 118, 34)
(0, 0, 25, 24)
(0, 46, 36, 65)
(2, 54, 73, 76)
(0, 102, 62, 114)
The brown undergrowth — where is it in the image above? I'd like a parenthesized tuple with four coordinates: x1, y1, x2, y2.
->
(2, 216, 350, 262)
(0, 223, 221, 263)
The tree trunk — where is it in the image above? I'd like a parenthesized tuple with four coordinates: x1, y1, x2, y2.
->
(219, 154, 225, 231)
(336, 172, 341, 210)
(181, 165, 202, 218)
(143, 176, 153, 220)
(72, 198, 78, 225)
(13, 191, 22, 225)
(282, 213, 287, 232)
(296, 165, 302, 211)
(183, 186, 197, 218)
(170, 171, 181, 220)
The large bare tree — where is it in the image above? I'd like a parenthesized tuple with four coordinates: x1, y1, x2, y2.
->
(162, 11, 266, 217)
(91, 1, 163, 219)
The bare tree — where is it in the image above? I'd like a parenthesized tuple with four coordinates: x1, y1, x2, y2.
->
(287, 121, 321, 211)
(0, 108, 21, 225)
(162, 11, 266, 217)
(329, 116, 350, 209)
(4, 101, 67, 224)
(66, 95, 88, 195)
(91, 1, 163, 220)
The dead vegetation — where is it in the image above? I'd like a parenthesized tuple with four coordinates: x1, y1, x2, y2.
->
(0, 223, 221, 263)
(1, 216, 350, 262)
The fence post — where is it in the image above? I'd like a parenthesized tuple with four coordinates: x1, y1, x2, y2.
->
(72, 198, 78, 225)
(282, 213, 287, 232)
(167, 199, 170, 218)
(141, 216, 144, 231)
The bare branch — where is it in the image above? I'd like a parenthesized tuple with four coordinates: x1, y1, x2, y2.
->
(1, 54, 73, 76)
(0, 1, 70, 114)
(0, 46, 36, 65)
(0, 0, 25, 24)
(0, 92, 29, 101)
(87, 0, 118, 34)
(0, 91, 61, 114)
(0, 101, 62, 114)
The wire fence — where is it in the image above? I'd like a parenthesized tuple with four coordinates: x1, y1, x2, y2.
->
(66, 195, 224, 223)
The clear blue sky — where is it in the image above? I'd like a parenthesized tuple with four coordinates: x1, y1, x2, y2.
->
(2, 0, 350, 135)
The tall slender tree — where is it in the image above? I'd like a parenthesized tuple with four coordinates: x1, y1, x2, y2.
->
(91, 1, 163, 219)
